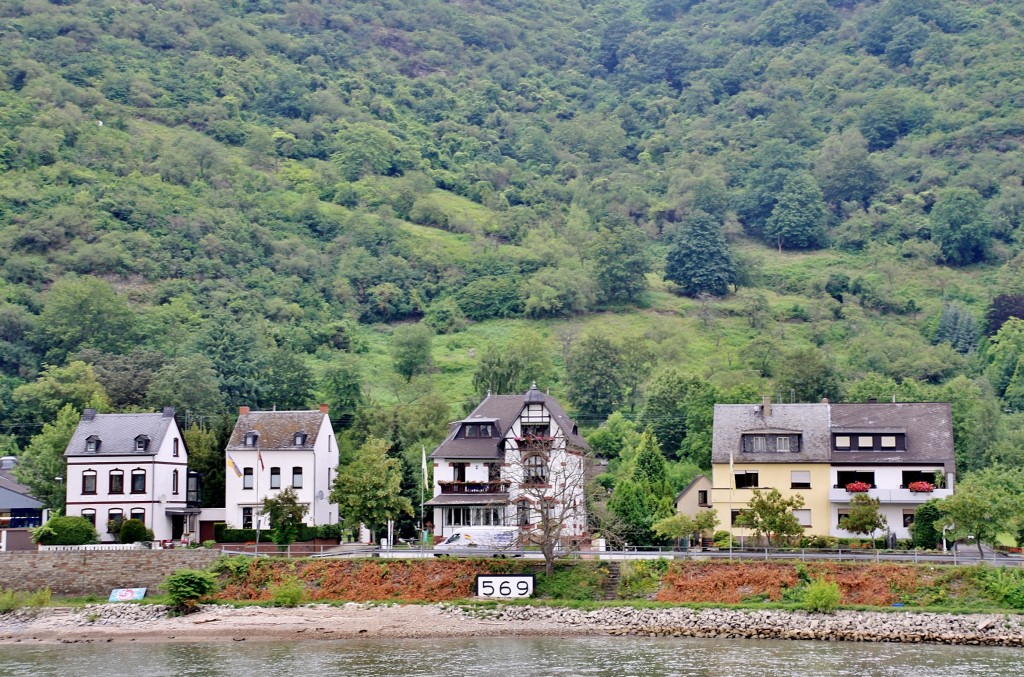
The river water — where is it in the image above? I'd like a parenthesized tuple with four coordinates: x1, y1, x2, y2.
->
(0, 636, 1020, 676)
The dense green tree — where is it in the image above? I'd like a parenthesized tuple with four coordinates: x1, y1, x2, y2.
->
(839, 493, 887, 541)
(257, 349, 313, 411)
(776, 346, 842, 403)
(390, 324, 434, 382)
(985, 318, 1024, 405)
(145, 355, 225, 419)
(260, 486, 309, 547)
(590, 216, 650, 305)
(566, 334, 623, 422)
(735, 140, 808, 239)
(734, 488, 805, 547)
(471, 333, 553, 397)
(690, 176, 729, 223)
(815, 130, 883, 209)
(653, 510, 719, 548)
(12, 362, 109, 438)
(317, 355, 363, 426)
(986, 295, 1024, 336)
(930, 188, 990, 266)
(937, 466, 1024, 558)
(765, 172, 827, 251)
(74, 349, 166, 409)
(330, 437, 413, 538)
(183, 423, 226, 508)
(664, 210, 735, 297)
(34, 275, 139, 363)
(586, 411, 641, 461)
(15, 404, 79, 511)
(933, 304, 978, 354)
(910, 500, 942, 549)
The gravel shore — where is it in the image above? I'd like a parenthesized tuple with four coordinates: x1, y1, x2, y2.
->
(2, 603, 1023, 646)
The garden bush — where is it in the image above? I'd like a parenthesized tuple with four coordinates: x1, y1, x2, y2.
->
(162, 569, 219, 613)
(804, 576, 841, 613)
(118, 518, 154, 544)
(31, 516, 98, 546)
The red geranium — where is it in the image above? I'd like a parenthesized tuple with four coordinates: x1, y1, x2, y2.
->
(845, 481, 871, 493)
(908, 481, 935, 493)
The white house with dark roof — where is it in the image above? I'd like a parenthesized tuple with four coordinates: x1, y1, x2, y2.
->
(64, 408, 195, 542)
(425, 385, 591, 546)
(223, 405, 338, 532)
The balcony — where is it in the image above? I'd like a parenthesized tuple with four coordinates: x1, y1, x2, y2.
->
(828, 486, 953, 504)
(438, 481, 510, 495)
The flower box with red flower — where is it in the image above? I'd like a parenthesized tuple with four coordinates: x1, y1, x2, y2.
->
(908, 481, 935, 493)
(845, 481, 871, 493)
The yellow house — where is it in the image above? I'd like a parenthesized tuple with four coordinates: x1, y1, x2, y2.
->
(709, 398, 832, 542)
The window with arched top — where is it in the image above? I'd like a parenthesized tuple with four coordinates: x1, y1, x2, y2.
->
(524, 455, 547, 484)
(109, 470, 124, 494)
(82, 470, 97, 495)
(172, 469, 179, 495)
(131, 469, 146, 494)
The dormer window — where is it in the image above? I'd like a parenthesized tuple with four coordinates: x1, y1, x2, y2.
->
(134, 435, 150, 452)
(293, 432, 307, 446)
(244, 432, 259, 447)
(462, 424, 494, 439)
(85, 436, 101, 452)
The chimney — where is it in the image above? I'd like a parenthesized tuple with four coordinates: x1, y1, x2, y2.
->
(761, 395, 772, 418)
(319, 404, 329, 414)
(82, 408, 97, 421)
(162, 407, 175, 418)
(821, 398, 829, 404)
(239, 406, 250, 415)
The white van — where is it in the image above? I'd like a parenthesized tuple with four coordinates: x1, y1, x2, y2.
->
(434, 526, 520, 554)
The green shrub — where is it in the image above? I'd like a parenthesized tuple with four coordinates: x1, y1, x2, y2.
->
(270, 577, 306, 607)
(534, 564, 602, 600)
(618, 559, 669, 598)
(712, 530, 732, 547)
(211, 555, 254, 584)
(31, 516, 98, 546)
(162, 569, 218, 612)
(804, 576, 841, 613)
(202, 540, 217, 549)
(0, 589, 18, 613)
(0, 587, 52, 613)
(118, 519, 154, 544)
(27, 587, 51, 608)
(974, 566, 1024, 610)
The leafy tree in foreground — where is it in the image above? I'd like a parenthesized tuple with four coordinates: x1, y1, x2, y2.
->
(840, 493, 886, 543)
(15, 404, 80, 511)
(330, 437, 412, 540)
(34, 275, 140, 363)
(911, 500, 942, 549)
(664, 210, 735, 297)
(735, 488, 805, 547)
(937, 466, 1024, 558)
(652, 510, 719, 549)
(260, 486, 309, 548)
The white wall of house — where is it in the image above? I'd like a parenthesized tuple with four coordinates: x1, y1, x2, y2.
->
(223, 414, 338, 531)
(65, 422, 188, 543)
(829, 465, 952, 540)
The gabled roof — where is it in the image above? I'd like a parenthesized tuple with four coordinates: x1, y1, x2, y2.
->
(0, 468, 43, 510)
(225, 409, 329, 451)
(830, 402, 955, 471)
(65, 409, 177, 458)
(712, 403, 832, 464)
(430, 386, 590, 460)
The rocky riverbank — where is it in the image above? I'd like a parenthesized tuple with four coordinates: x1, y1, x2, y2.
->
(1, 603, 1022, 646)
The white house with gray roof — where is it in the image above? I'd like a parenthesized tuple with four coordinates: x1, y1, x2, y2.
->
(223, 405, 338, 532)
(64, 408, 195, 543)
(426, 385, 591, 546)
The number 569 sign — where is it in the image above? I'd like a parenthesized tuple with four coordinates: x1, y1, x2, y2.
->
(475, 574, 534, 598)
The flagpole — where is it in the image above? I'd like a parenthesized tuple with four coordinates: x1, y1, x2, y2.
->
(421, 445, 427, 550)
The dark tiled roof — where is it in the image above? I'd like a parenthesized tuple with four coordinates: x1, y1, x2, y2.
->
(430, 387, 590, 460)
(0, 469, 42, 509)
(712, 404, 832, 464)
(65, 410, 176, 457)
(830, 402, 955, 472)
(226, 410, 327, 451)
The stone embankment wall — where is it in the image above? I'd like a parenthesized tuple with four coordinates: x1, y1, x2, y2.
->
(476, 605, 1024, 646)
(0, 550, 220, 595)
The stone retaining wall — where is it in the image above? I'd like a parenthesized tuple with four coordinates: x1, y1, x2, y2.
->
(0, 550, 220, 595)
(476, 605, 1024, 646)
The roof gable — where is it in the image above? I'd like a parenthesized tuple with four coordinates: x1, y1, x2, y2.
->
(65, 409, 177, 458)
(226, 410, 330, 451)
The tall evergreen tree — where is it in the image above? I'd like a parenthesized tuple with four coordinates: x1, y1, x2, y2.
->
(664, 210, 736, 297)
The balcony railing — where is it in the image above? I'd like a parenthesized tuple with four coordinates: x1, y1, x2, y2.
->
(438, 480, 510, 494)
(828, 486, 953, 503)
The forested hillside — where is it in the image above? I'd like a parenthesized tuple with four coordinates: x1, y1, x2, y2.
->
(3, 1, 1024, 519)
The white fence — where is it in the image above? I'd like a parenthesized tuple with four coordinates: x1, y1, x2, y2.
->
(38, 543, 144, 552)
